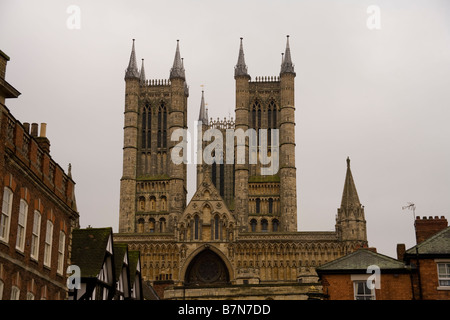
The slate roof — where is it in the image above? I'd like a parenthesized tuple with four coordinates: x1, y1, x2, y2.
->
(70, 227, 113, 278)
(405, 226, 450, 257)
(316, 249, 407, 274)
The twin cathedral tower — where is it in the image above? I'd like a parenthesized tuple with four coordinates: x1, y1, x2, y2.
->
(116, 37, 368, 299)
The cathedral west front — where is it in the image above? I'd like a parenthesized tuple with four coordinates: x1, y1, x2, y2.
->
(114, 36, 368, 300)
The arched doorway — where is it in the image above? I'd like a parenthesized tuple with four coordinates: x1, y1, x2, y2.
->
(185, 249, 230, 286)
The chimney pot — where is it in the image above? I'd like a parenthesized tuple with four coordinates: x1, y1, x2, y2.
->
(23, 122, 30, 134)
(31, 123, 38, 136)
(40, 123, 47, 137)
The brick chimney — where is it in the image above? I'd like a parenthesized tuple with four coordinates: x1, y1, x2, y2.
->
(415, 216, 448, 244)
(396, 243, 406, 261)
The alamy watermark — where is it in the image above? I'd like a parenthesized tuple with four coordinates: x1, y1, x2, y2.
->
(67, 265, 81, 290)
(367, 5, 381, 30)
(66, 5, 81, 30)
(171, 121, 279, 175)
(366, 265, 381, 290)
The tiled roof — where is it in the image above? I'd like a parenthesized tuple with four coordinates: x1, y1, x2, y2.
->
(316, 249, 407, 273)
(405, 226, 450, 256)
(128, 250, 140, 286)
(113, 243, 128, 280)
(70, 227, 113, 278)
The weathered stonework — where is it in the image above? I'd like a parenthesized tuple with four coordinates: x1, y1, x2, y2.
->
(115, 38, 368, 300)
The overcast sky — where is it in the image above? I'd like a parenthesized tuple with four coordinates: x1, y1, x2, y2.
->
(1, 0, 449, 259)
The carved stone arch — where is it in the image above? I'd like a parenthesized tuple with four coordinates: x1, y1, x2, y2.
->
(180, 244, 234, 284)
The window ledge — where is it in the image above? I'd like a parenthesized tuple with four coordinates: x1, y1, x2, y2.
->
(437, 286, 450, 291)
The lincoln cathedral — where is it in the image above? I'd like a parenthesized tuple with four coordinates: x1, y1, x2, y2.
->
(114, 36, 369, 300)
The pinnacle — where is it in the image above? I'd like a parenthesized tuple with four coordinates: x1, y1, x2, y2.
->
(280, 35, 295, 75)
(125, 39, 140, 80)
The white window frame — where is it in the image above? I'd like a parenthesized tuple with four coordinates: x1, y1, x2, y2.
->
(0, 187, 13, 243)
(26, 292, 35, 300)
(352, 278, 375, 300)
(57, 231, 65, 275)
(353, 281, 375, 300)
(16, 199, 28, 252)
(11, 286, 20, 300)
(436, 260, 450, 290)
(30, 210, 41, 260)
(44, 220, 53, 268)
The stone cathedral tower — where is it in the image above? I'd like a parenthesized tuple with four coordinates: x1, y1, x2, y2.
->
(233, 36, 298, 233)
(115, 37, 369, 300)
(119, 39, 188, 234)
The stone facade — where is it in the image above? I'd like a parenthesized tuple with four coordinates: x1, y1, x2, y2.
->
(115, 38, 368, 300)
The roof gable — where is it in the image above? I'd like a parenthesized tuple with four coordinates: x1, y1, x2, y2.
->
(180, 171, 234, 223)
(71, 227, 114, 278)
(405, 226, 450, 256)
(317, 249, 406, 273)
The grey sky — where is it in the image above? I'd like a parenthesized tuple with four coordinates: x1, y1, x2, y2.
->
(1, 0, 449, 259)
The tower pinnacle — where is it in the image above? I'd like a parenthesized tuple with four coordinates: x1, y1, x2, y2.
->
(198, 90, 208, 125)
(280, 35, 295, 75)
(234, 37, 249, 78)
(170, 40, 185, 80)
(140, 59, 146, 83)
(125, 39, 139, 79)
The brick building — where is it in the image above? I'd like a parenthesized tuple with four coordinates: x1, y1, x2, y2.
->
(0, 50, 79, 300)
(316, 248, 413, 300)
(317, 216, 450, 300)
(404, 216, 450, 300)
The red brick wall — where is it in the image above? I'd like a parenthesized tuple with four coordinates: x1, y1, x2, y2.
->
(321, 273, 413, 300)
(409, 258, 450, 300)
(0, 108, 78, 300)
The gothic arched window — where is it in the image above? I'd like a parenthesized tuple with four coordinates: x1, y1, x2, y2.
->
(255, 198, 261, 214)
(159, 218, 166, 233)
(268, 198, 273, 214)
(137, 218, 145, 233)
(272, 219, 279, 232)
(194, 215, 200, 240)
(142, 103, 151, 150)
(149, 218, 155, 233)
(250, 219, 257, 232)
(214, 215, 220, 240)
(161, 196, 167, 211)
(261, 219, 268, 232)
(157, 102, 167, 148)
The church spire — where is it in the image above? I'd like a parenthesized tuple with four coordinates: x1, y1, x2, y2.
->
(170, 40, 185, 80)
(234, 37, 249, 78)
(139, 59, 146, 83)
(340, 157, 361, 209)
(280, 35, 295, 75)
(125, 39, 140, 79)
(198, 90, 208, 125)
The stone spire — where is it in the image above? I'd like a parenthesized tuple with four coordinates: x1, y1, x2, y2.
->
(139, 59, 146, 83)
(170, 40, 185, 80)
(125, 39, 140, 79)
(280, 35, 295, 75)
(198, 90, 208, 125)
(234, 37, 249, 78)
(340, 157, 361, 209)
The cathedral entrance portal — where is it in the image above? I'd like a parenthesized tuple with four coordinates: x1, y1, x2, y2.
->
(185, 249, 230, 286)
